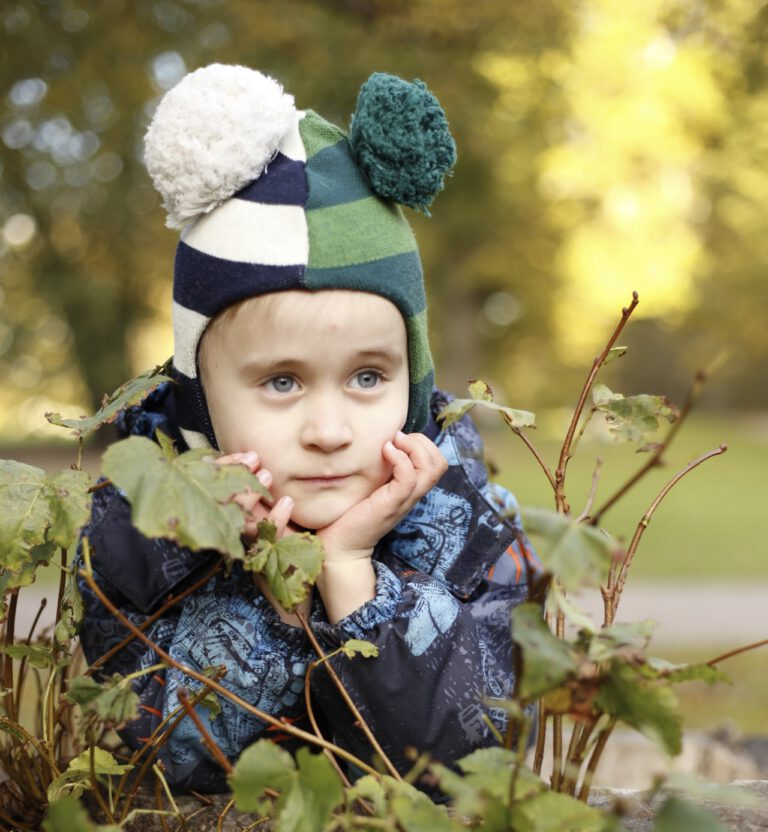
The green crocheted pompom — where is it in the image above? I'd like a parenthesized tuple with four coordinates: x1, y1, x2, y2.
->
(349, 73, 456, 213)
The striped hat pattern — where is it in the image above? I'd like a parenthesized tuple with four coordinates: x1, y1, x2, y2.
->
(144, 65, 455, 451)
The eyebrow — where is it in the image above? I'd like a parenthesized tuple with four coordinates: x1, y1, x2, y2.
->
(237, 347, 404, 377)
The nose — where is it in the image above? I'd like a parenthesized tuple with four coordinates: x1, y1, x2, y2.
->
(299, 393, 353, 453)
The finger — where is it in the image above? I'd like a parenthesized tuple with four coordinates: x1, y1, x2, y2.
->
(379, 440, 418, 506)
(392, 432, 447, 490)
(268, 496, 294, 537)
(216, 450, 260, 473)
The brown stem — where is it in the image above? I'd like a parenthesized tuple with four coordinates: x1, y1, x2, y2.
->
(575, 458, 603, 523)
(551, 714, 563, 791)
(561, 722, 583, 796)
(532, 700, 547, 776)
(507, 422, 556, 492)
(4, 588, 19, 722)
(0, 809, 36, 832)
(14, 597, 47, 716)
(555, 292, 639, 514)
(591, 366, 710, 525)
(707, 638, 768, 667)
(87, 478, 112, 493)
(295, 609, 402, 781)
(89, 738, 117, 824)
(177, 687, 233, 774)
(80, 561, 381, 778)
(577, 718, 617, 801)
(86, 558, 223, 675)
(609, 445, 727, 623)
(304, 659, 353, 788)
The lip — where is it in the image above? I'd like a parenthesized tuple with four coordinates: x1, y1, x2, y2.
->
(295, 475, 350, 488)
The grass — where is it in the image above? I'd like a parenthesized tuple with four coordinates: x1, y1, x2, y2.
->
(485, 410, 768, 580)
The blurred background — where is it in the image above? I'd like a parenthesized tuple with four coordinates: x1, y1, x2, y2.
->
(1, 0, 766, 749)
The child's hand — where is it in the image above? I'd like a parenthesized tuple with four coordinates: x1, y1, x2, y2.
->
(216, 451, 295, 541)
(316, 431, 447, 563)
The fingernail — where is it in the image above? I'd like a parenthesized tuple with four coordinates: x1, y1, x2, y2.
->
(396, 430, 407, 439)
(279, 495, 293, 509)
(246, 451, 259, 464)
(257, 469, 272, 485)
(384, 440, 395, 452)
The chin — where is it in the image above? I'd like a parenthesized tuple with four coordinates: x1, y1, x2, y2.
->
(290, 502, 348, 532)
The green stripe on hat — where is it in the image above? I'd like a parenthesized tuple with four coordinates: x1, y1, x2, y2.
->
(304, 251, 425, 317)
(305, 141, 375, 209)
(306, 197, 417, 269)
(406, 373, 434, 433)
(300, 110, 346, 159)
(405, 309, 432, 383)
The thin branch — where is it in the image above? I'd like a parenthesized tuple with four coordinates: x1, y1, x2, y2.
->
(707, 638, 768, 667)
(14, 597, 47, 716)
(506, 421, 556, 492)
(591, 364, 712, 525)
(532, 702, 547, 776)
(295, 609, 402, 781)
(177, 687, 232, 774)
(577, 718, 617, 801)
(79, 557, 382, 779)
(555, 292, 639, 514)
(575, 458, 603, 523)
(86, 558, 223, 675)
(87, 478, 112, 493)
(4, 588, 19, 722)
(609, 445, 727, 621)
(304, 659, 353, 789)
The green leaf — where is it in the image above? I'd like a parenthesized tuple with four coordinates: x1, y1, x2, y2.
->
(546, 583, 596, 634)
(339, 639, 379, 659)
(519, 507, 613, 590)
(596, 663, 682, 756)
(511, 603, 579, 700)
(230, 738, 296, 813)
(0, 462, 90, 595)
(586, 620, 656, 662)
(101, 436, 269, 559)
(591, 383, 678, 444)
(653, 796, 730, 832)
(646, 658, 730, 686)
(437, 380, 536, 431)
(389, 779, 455, 832)
(245, 523, 325, 611)
(292, 747, 345, 831)
(47, 748, 133, 802)
(55, 567, 85, 646)
(43, 797, 101, 832)
(46, 365, 172, 438)
(603, 346, 628, 365)
(0, 643, 56, 668)
(513, 790, 609, 831)
(65, 673, 140, 729)
(346, 775, 388, 817)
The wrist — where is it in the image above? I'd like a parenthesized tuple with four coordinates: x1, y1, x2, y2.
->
(315, 557, 376, 624)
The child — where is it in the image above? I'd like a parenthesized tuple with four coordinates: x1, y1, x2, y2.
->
(79, 64, 536, 794)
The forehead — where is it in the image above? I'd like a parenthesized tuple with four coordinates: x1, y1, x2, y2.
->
(219, 290, 406, 344)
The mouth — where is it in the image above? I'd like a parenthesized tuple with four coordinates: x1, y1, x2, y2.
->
(295, 475, 350, 488)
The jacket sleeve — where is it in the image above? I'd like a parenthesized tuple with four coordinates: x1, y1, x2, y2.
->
(78, 484, 314, 793)
(308, 541, 533, 784)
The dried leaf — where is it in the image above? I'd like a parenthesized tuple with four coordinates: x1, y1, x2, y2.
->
(46, 365, 172, 438)
(592, 383, 678, 444)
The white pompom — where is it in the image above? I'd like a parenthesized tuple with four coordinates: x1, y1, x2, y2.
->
(144, 64, 297, 229)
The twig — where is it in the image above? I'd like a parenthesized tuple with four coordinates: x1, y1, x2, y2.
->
(706, 638, 768, 667)
(507, 422, 556, 492)
(532, 701, 547, 775)
(177, 687, 232, 773)
(608, 445, 727, 623)
(591, 365, 711, 524)
(295, 609, 402, 781)
(4, 588, 19, 722)
(555, 291, 639, 514)
(86, 558, 223, 675)
(0, 809, 36, 832)
(577, 718, 617, 801)
(303, 659, 353, 788)
(14, 597, 47, 716)
(575, 458, 603, 523)
(216, 798, 236, 832)
(88, 478, 112, 493)
(79, 554, 382, 778)
(89, 738, 117, 824)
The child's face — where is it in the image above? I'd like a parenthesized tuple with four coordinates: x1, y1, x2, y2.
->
(200, 290, 410, 530)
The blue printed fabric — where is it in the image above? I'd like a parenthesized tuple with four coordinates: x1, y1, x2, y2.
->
(78, 384, 539, 793)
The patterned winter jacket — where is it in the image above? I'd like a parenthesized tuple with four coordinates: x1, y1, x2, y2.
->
(79, 384, 538, 793)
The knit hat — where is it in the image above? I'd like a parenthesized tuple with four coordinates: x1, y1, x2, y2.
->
(144, 64, 456, 450)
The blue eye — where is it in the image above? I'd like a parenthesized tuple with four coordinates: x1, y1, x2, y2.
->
(268, 375, 296, 394)
(352, 370, 381, 389)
